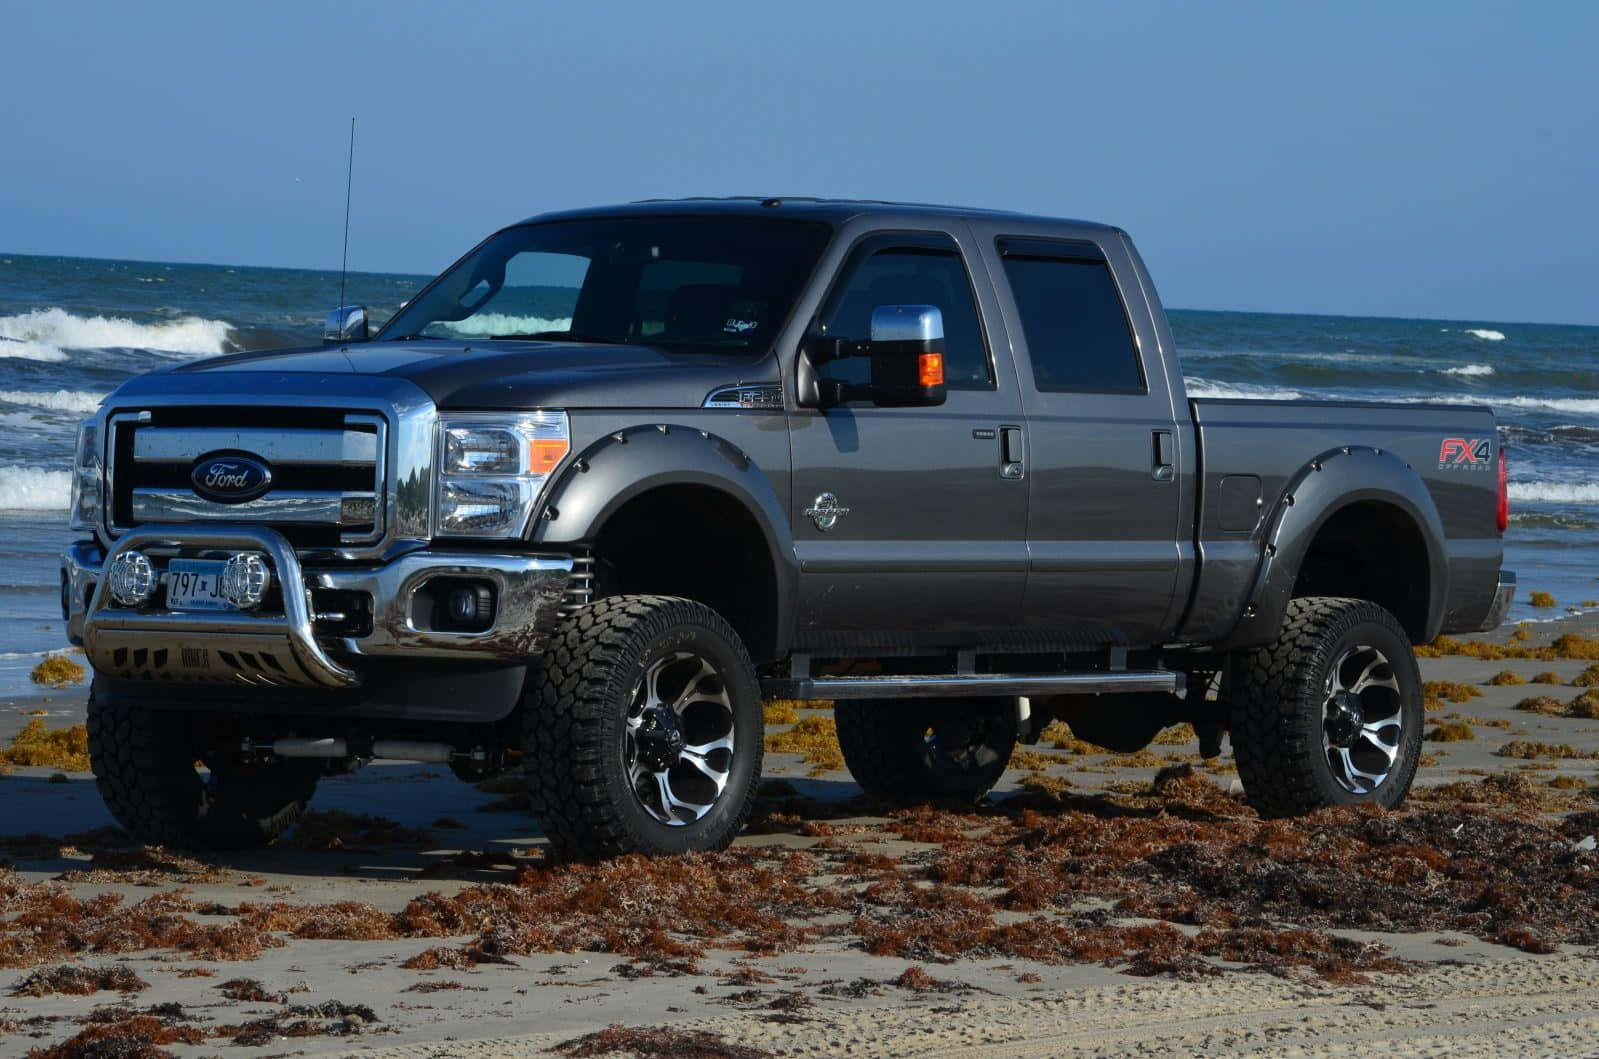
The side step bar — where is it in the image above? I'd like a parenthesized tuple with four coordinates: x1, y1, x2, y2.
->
(763, 670, 1183, 701)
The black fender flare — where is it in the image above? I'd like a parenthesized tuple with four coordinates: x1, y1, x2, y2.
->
(1222, 446, 1447, 649)
(528, 423, 798, 656)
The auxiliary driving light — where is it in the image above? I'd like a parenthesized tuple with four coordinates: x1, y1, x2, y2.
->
(106, 550, 156, 607)
(221, 553, 272, 610)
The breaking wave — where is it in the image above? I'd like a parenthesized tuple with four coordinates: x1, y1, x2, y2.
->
(1440, 363, 1495, 376)
(0, 467, 71, 510)
(1465, 328, 1506, 341)
(434, 314, 573, 337)
(1509, 481, 1599, 504)
(0, 307, 234, 358)
(0, 336, 68, 362)
(1183, 377, 1306, 401)
(0, 389, 104, 414)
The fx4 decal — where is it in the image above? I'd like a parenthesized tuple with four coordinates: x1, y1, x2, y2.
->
(1439, 437, 1492, 470)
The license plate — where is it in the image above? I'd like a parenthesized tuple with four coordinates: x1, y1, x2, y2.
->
(166, 559, 235, 612)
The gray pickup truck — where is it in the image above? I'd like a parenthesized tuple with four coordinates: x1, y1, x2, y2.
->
(61, 198, 1514, 855)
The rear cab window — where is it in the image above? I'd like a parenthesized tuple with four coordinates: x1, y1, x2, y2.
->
(997, 237, 1145, 394)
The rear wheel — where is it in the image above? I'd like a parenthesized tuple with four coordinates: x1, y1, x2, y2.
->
(86, 680, 320, 849)
(835, 697, 1017, 803)
(522, 595, 763, 857)
(1227, 596, 1423, 817)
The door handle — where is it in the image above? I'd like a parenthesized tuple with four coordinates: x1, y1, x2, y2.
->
(1000, 426, 1025, 480)
(1152, 429, 1175, 482)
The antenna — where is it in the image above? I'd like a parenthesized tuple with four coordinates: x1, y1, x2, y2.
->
(338, 117, 355, 310)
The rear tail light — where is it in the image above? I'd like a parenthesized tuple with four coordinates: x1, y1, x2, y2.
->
(1496, 445, 1509, 534)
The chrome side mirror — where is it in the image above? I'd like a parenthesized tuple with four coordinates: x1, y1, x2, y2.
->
(323, 305, 368, 345)
(867, 304, 947, 407)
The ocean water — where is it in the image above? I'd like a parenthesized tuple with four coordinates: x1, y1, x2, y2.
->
(0, 252, 1594, 693)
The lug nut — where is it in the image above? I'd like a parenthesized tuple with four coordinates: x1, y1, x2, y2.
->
(107, 550, 156, 607)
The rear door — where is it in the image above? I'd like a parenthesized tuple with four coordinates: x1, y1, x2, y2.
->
(787, 227, 1030, 649)
(970, 227, 1185, 646)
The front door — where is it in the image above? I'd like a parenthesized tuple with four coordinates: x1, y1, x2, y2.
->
(788, 229, 1029, 650)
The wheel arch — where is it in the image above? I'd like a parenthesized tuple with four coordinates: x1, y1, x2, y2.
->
(530, 425, 797, 661)
(1222, 447, 1447, 648)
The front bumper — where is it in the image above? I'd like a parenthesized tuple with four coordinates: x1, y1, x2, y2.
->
(64, 525, 572, 690)
(1479, 569, 1516, 632)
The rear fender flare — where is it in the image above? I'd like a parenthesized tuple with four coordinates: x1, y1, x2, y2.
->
(1223, 446, 1447, 649)
(528, 424, 797, 653)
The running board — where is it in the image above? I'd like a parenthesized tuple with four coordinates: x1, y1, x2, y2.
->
(763, 670, 1183, 701)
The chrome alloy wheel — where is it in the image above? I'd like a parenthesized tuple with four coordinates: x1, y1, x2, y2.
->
(623, 650, 736, 826)
(1321, 644, 1404, 795)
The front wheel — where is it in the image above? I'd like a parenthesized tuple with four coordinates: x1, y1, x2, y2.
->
(835, 697, 1017, 803)
(86, 681, 320, 849)
(522, 596, 763, 857)
(1227, 597, 1423, 817)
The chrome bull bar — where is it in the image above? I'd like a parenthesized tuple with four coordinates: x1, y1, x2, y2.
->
(76, 524, 573, 690)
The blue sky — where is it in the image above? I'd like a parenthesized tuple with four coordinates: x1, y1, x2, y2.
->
(4, 0, 1596, 324)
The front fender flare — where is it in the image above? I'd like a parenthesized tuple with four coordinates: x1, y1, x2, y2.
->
(528, 423, 798, 654)
(1222, 446, 1447, 649)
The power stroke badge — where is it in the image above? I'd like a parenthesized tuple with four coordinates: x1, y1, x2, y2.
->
(803, 492, 850, 531)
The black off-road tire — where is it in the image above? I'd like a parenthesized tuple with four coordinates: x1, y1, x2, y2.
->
(835, 697, 1017, 803)
(86, 680, 320, 849)
(1227, 596, 1424, 818)
(522, 595, 763, 858)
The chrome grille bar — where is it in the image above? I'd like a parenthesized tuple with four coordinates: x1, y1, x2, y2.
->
(133, 426, 378, 465)
(131, 489, 377, 527)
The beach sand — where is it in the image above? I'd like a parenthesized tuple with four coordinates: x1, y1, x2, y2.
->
(1, 618, 1597, 1057)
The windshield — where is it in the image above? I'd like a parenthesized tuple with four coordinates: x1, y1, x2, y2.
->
(379, 215, 832, 354)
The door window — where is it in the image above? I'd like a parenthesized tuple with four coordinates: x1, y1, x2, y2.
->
(1000, 246, 1145, 394)
(817, 241, 992, 390)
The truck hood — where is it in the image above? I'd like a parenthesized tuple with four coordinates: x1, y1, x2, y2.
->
(160, 339, 768, 410)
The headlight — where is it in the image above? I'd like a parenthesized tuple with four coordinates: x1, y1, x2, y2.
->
(434, 411, 570, 538)
(69, 417, 102, 532)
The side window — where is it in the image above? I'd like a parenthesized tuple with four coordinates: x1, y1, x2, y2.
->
(1000, 248, 1145, 394)
(818, 243, 992, 390)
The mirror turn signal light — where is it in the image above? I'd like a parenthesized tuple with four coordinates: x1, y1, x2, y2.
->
(918, 352, 944, 388)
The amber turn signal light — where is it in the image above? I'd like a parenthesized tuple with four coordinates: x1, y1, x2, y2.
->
(918, 352, 944, 388)
(528, 438, 569, 475)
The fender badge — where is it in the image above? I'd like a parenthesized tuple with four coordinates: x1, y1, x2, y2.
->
(804, 492, 850, 532)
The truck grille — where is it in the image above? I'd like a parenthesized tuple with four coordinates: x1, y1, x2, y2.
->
(106, 406, 387, 549)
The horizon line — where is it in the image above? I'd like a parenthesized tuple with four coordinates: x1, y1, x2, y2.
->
(3, 247, 1595, 332)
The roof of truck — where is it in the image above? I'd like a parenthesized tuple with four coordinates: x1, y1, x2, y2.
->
(520, 196, 1119, 231)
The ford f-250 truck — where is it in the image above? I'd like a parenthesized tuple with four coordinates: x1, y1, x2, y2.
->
(61, 198, 1515, 856)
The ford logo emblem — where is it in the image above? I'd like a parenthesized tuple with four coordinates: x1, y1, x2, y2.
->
(190, 452, 273, 503)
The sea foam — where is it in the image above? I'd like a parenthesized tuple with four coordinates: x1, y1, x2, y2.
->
(1465, 328, 1506, 341)
(0, 467, 71, 510)
(1508, 481, 1599, 504)
(0, 307, 233, 358)
(0, 389, 105, 414)
(0, 337, 68, 362)
(435, 314, 574, 337)
(1183, 377, 1306, 401)
(1440, 364, 1495, 376)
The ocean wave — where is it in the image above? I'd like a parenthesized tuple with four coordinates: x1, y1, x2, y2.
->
(0, 336, 68, 362)
(0, 467, 71, 510)
(0, 389, 104, 414)
(434, 314, 574, 337)
(1465, 328, 1506, 341)
(1183, 377, 1306, 401)
(1508, 481, 1599, 504)
(0, 307, 233, 358)
(1440, 363, 1495, 376)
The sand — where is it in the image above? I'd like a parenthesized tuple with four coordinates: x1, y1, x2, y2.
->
(1, 617, 1597, 1057)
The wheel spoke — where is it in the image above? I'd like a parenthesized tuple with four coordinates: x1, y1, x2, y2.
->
(654, 769, 713, 821)
(670, 657, 723, 713)
(678, 749, 730, 793)
(682, 734, 734, 757)
(1350, 651, 1399, 694)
